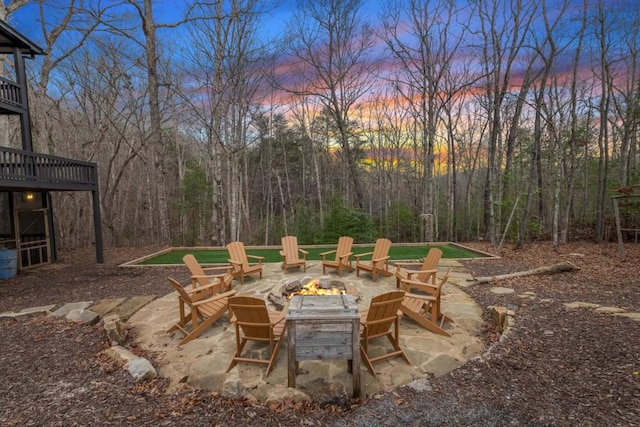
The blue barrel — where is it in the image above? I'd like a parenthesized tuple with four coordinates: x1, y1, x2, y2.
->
(0, 248, 18, 279)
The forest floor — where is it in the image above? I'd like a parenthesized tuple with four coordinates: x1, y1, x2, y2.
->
(0, 241, 639, 426)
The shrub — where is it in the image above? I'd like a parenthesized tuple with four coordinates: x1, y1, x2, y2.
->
(322, 203, 376, 243)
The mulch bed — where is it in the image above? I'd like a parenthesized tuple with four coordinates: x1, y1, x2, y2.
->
(1, 242, 639, 426)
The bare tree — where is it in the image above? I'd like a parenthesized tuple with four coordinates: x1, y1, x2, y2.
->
(610, 6, 640, 188)
(381, 0, 466, 241)
(517, 0, 567, 249)
(57, 39, 149, 245)
(282, 0, 376, 209)
(89, 0, 213, 245)
(557, 0, 589, 244)
(124, 0, 172, 244)
(18, 1, 102, 156)
(178, 0, 268, 243)
(594, 0, 613, 242)
(0, 0, 28, 20)
(474, 0, 537, 244)
(289, 96, 326, 228)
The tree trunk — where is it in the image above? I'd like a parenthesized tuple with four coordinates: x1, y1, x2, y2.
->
(595, 0, 611, 242)
(561, 0, 587, 244)
(141, 0, 170, 244)
(473, 261, 579, 284)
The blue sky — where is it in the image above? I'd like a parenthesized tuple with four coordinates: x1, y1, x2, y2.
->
(10, 0, 384, 50)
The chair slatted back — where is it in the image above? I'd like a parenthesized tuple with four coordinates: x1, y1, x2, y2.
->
(227, 242, 249, 273)
(416, 248, 442, 282)
(183, 254, 221, 291)
(335, 236, 354, 263)
(365, 290, 405, 337)
(281, 236, 300, 263)
(229, 296, 272, 340)
(169, 277, 193, 303)
(372, 238, 392, 267)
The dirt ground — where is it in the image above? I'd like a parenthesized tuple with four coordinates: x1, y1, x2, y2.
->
(1, 241, 639, 426)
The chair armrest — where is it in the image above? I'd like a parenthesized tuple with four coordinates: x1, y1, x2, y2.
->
(299, 248, 309, 255)
(404, 292, 436, 302)
(246, 255, 264, 263)
(319, 249, 336, 256)
(186, 281, 220, 294)
(400, 278, 438, 294)
(189, 283, 224, 301)
(190, 274, 223, 289)
(228, 259, 242, 267)
(372, 255, 390, 263)
(270, 311, 286, 325)
(406, 269, 437, 280)
(362, 317, 395, 328)
(413, 269, 437, 275)
(337, 252, 353, 262)
(191, 273, 227, 281)
(192, 289, 237, 306)
(354, 251, 373, 260)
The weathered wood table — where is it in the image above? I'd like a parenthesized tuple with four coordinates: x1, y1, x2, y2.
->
(286, 294, 361, 397)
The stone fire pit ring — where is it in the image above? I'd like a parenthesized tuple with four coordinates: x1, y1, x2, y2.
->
(268, 276, 361, 311)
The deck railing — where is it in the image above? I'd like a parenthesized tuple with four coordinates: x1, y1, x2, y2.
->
(0, 76, 22, 108)
(0, 147, 98, 191)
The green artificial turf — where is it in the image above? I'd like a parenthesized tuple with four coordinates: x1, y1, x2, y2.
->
(137, 243, 487, 265)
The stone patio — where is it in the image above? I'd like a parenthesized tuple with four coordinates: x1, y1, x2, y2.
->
(127, 260, 484, 404)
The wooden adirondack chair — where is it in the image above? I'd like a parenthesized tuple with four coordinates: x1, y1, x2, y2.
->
(359, 290, 410, 376)
(280, 236, 308, 272)
(355, 238, 392, 281)
(183, 254, 234, 292)
(398, 268, 453, 337)
(166, 277, 236, 345)
(227, 241, 264, 284)
(320, 236, 354, 276)
(226, 296, 287, 375)
(394, 247, 442, 288)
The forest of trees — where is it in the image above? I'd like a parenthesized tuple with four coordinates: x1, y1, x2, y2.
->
(4, 0, 640, 250)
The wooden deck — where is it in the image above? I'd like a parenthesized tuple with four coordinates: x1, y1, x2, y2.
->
(0, 147, 98, 191)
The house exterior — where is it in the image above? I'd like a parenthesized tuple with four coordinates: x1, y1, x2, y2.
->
(0, 20, 103, 270)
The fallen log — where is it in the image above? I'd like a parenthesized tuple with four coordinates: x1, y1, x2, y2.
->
(472, 261, 580, 284)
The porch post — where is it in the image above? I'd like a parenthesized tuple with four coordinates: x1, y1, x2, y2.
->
(46, 191, 56, 262)
(14, 47, 33, 152)
(92, 189, 104, 263)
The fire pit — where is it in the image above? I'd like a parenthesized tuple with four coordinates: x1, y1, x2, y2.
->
(268, 276, 360, 311)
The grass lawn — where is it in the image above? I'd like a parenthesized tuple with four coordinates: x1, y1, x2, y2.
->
(136, 243, 490, 265)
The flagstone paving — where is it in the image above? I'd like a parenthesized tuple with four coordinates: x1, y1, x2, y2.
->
(127, 261, 486, 403)
(89, 297, 126, 316)
(110, 295, 157, 320)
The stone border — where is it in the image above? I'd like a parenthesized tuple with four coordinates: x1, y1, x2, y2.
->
(100, 313, 157, 382)
(1, 300, 158, 383)
(564, 301, 640, 321)
(487, 305, 517, 336)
